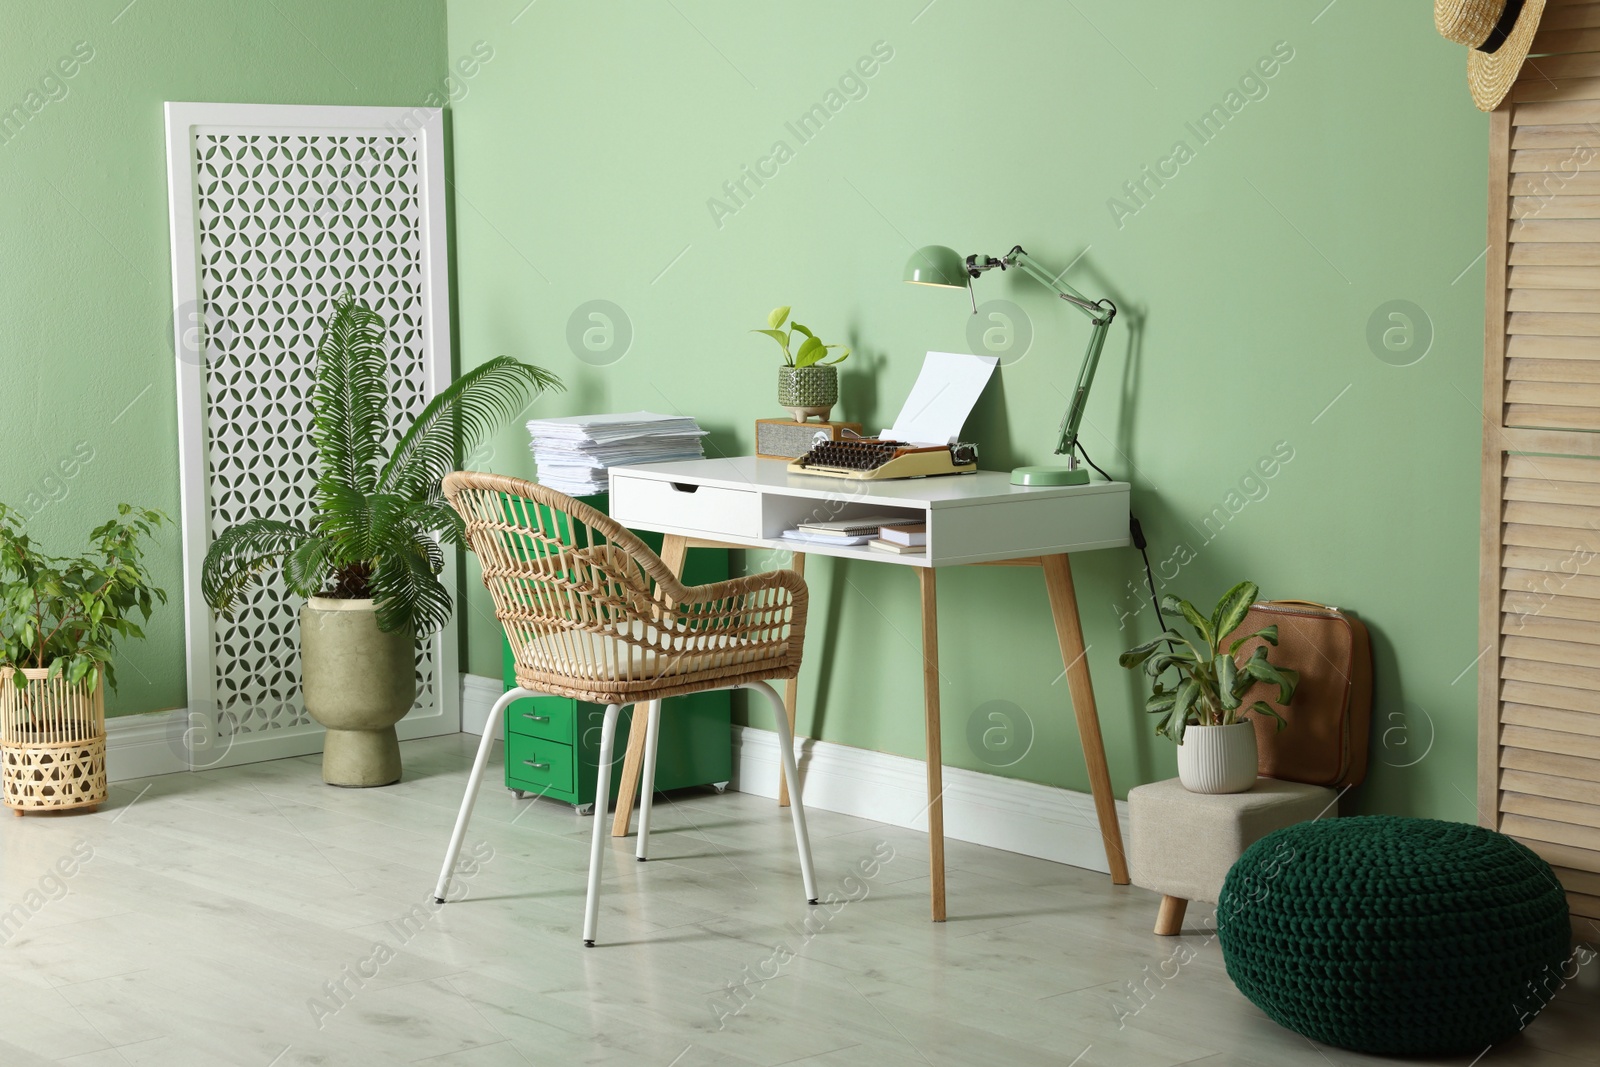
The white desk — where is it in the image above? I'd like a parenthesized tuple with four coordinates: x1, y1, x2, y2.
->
(607, 456, 1132, 919)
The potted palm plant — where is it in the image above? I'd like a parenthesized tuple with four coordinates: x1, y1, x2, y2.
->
(202, 293, 561, 786)
(753, 306, 850, 422)
(0, 503, 169, 814)
(1119, 580, 1297, 794)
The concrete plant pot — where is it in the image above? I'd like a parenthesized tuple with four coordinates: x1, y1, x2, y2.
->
(300, 597, 414, 787)
(1176, 722, 1258, 794)
(777, 365, 838, 422)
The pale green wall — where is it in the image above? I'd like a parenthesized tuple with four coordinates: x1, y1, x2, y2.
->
(0, 1, 447, 716)
(447, 1, 1488, 818)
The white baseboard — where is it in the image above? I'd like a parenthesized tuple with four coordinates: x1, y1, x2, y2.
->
(733, 724, 1129, 874)
(461, 673, 502, 736)
(458, 674, 1127, 872)
(106, 709, 189, 782)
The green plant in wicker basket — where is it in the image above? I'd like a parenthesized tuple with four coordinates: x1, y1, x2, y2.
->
(201, 292, 563, 638)
(0, 503, 170, 692)
(752, 306, 851, 367)
(1118, 580, 1297, 744)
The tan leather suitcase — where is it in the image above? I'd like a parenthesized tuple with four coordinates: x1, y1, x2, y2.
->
(1229, 600, 1373, 789)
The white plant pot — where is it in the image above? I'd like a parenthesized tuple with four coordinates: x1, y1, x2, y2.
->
(1177, 722, 1258, 794)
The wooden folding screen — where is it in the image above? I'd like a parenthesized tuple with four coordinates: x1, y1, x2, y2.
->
(1482, 1, 1600, 937)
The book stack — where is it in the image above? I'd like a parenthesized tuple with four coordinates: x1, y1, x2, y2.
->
(526, 411, 708, 497)
(869, 523, 926, 555)
(780, 516, 925, 550)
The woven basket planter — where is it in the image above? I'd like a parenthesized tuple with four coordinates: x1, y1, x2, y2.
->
(1, 668, 107, 815)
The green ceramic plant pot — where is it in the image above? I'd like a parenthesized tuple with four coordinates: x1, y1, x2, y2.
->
(300, 597, 415, 787)
(777, 365, 837, 422)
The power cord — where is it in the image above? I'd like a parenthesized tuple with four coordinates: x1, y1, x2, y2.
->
(1074, 442, 1166, 633)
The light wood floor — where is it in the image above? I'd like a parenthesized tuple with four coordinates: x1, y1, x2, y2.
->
(0, 735, 1593, 1066)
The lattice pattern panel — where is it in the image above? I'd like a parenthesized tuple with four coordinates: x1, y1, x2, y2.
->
(193, 132, 434, 736)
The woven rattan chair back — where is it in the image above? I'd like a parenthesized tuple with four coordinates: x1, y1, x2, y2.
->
(443, 472, 802, 705)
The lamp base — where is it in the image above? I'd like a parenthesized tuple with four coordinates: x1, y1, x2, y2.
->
(1011, 465, 1090, 487)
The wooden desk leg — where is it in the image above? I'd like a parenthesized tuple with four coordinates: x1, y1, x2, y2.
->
(1041, 553, 1130, 884)
(612, 533, 689, 838)
(918, 566, 947, 922)
(778, 551, 805, 808)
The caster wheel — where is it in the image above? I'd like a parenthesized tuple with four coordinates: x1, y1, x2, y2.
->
(576, 803, 594, 816)
(511, 789, 527, 800)
(711, 781, 729, 795)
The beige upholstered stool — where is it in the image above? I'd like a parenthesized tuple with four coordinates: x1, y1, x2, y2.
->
(1128, 777, 1338, 935)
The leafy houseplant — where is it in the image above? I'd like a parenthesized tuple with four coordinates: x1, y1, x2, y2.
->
(0, 503, 169, 692)
(201, 293, 562, 786)
(753, 306, 850, 422)
(1119, 581, 1298, 794)
(0, 503, 169, 814)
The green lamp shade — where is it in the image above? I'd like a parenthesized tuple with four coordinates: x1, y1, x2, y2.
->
(903, 245, 968, 288)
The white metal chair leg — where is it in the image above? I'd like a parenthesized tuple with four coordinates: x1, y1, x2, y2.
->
(745, 681, 819, 904)
(433, 687, 529, 904)
(635, 699, 664, 862)
(583, 702, 625, 946)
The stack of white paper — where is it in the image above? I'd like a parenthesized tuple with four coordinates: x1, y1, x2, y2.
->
(526, 411, 708, 497)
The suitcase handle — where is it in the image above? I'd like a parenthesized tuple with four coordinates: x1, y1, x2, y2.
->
(1263, 598, 1340, 613)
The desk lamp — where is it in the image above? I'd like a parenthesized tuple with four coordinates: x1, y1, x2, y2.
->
(903, 244, 1116, 486)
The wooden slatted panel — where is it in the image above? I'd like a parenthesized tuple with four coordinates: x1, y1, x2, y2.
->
(1502, 677, 1600, 714)
(1507, 357, 1600, 382)
(1567, 891, 1600, 919)
(1539, 3, 1600, 33)
(1505, 702, 1600, 737)
(1503, 567, 1600, 599)
(1503, 790, 1600, 827)
(1501, 744, 1600, 783)
(1510, 243, 1600, 264)
(1502, 722, 1600, 758)
(1513, 75, 1600, 103)
(1489, 33, 1600, 933)
(1508, 265, 1600, 287)
(1503, 766, 1600, 805)
(1502, 813, 1600, 854)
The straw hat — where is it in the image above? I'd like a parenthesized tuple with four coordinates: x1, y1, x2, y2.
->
(1435, 0, 1546, 111)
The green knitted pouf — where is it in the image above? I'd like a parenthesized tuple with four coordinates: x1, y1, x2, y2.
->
(1216, 816, 1572, 1057)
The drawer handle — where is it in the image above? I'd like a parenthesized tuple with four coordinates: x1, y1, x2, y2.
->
(523, 759, 550, 771)
(669, 482, 700, 494)
(521, 713, 550, 723)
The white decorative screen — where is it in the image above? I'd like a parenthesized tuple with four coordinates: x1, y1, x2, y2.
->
(166, 104, 456, 768)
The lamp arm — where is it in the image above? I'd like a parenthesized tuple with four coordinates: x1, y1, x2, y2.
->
(1002, 248, 1116, 457)
(1005, 249, 1114, 324)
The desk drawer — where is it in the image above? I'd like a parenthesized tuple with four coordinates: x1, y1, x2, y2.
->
(506, 732, 575, 795)
(507, 698, 575, 745)
(610, 475, 761, 539)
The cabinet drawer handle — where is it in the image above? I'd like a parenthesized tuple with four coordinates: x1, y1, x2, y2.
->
(669, 482, 700, 494)
(521, 713, 550, 723)
(523, 759, 550, 771)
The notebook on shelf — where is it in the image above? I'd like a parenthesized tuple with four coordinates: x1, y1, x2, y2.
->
(877, 523, 926, 547)
(868, 538, 924, 555)
(796, 515, 921, 539)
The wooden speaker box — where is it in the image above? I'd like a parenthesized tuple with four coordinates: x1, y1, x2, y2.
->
(755, 419, 863, 460)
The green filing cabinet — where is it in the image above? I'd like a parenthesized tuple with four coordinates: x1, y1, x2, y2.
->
(500, 492, 732, 811)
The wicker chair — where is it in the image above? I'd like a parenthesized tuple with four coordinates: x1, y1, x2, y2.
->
(430, 472, 818, 945)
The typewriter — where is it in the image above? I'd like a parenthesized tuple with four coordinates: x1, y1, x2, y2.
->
(787, 438, 979, 481)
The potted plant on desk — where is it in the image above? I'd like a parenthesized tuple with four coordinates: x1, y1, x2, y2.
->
(0, 503, 169, 814)
(753, 306, 850, 422)
(1119, 580, 1297, 794)
(201, 293, 562, 787)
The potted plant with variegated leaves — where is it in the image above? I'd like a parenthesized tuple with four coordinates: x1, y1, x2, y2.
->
(1119, 580, 1297, 794)
(753, 306, 850, 422)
